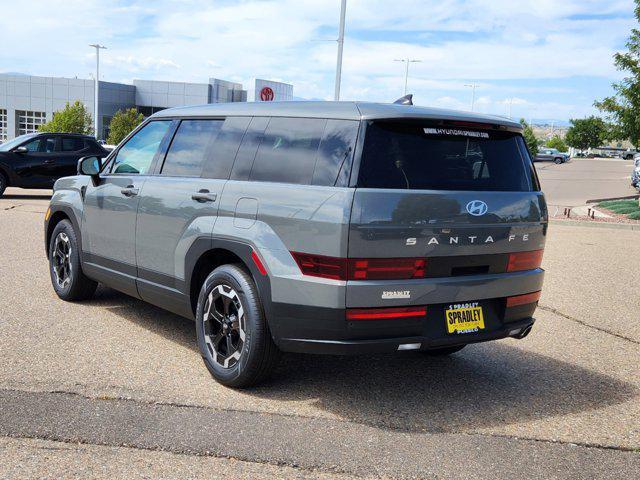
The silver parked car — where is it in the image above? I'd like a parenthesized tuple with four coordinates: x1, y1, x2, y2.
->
(535, 148, 569, 164)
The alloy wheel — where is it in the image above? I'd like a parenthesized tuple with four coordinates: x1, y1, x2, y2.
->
(52, 232, 72, 288)
(203, 284, 246, 368)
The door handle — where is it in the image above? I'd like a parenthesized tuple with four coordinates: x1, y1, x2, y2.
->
(121, 185, 139, 197)
(43, 159, 55, 164)
(191, 189, 217, 203)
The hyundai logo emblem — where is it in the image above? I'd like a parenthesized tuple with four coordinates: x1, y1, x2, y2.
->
(466, 200, 488, 216)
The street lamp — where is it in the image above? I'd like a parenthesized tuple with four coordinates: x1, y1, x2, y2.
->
(89, 44, 106, 139)
(394, 59, 422, 96)
(464, 83, 479, 111)
(334, 0, 347, 101)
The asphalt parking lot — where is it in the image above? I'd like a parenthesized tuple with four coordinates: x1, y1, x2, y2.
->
(535, 157, 636, 210)
(1, 187, 639, 479)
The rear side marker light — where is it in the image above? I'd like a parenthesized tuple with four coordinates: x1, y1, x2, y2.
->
(507, 250, 544, 272)
(290, 252, 427, 281)
(346, 306, 427, 321)
(506, 291, 541, 308)
(251, 250, 268, 276)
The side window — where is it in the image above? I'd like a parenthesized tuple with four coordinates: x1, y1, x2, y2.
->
(250, 117, 326, 185)
(61, 137, 85, 152)
(230, 116, 269, 181)
(202, 117, 251, 180)
(161, 120, 223, 177)
(43, 137, 56, 153)
(111, 121, 171, 175)
(312, 120, 359, 186)
(22, 138, 41, 152)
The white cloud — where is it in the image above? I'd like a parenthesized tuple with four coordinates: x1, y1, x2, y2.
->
(0, 0, 634, 120)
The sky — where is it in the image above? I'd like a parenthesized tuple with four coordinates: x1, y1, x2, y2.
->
(0, 0, 636, 123)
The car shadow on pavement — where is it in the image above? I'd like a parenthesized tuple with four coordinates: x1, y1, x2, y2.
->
(94, 286, 638, 435)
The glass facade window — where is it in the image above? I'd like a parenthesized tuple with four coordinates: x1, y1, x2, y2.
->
(137, 106, 165, 118)
(0, 109, 7, 142)
(16, 110, 46, 136)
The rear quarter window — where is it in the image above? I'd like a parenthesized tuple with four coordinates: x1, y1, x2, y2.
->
(249, 117, 326, 185)
(358, 121, 534, 192)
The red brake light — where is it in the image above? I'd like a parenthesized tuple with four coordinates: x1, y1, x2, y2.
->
(348, 258, 426, 280)
(506, 291, 541, 308)
(507, 250, 544, 272)
(290, 252, 427, 281)
(346, 306, 427, 321)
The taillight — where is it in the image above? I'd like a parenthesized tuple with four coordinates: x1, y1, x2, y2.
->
(506, 291, 541, 308)
(348, 258, 426, 280)
(507, 250, 544, 272)
(346, 306, 427, 321)
(290, 252, 427, 281)
(290, 252, 347, 280)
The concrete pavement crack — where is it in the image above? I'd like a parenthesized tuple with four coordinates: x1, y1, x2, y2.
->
(1, 387, 637, 454)
(538, 304, 640, 345)
(0, 432, 364, 479)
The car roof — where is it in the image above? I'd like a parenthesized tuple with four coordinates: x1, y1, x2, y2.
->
(35, 133, 95, 138)
(152, 101, 523, 130)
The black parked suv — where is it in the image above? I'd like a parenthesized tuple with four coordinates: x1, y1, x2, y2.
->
(0, 132, 107, 197)
(45, 101, 546, 388)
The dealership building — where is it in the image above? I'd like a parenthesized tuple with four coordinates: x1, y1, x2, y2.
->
(0, 73, 293, 141)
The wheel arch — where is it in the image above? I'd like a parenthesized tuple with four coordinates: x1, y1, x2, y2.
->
(186, 238, 273, 325)
(0, 165, 10, 186)
(45, 206, 83, 259)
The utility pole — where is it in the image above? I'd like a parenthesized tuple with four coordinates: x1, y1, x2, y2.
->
(394, 59, 422, 96)
(89, 44, 106, 139)
(334, 0, 347, 101)
(464, 83, 479, 111)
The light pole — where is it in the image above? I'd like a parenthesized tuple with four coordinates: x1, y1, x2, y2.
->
(89, 44, 106, 139)
(508, 97, 514, 119)
(334, 0, 347, 101)
(464, 83, 479, 111)
(394, 59, 422, 96)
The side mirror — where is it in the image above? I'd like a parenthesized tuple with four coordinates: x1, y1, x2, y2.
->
(78, 155, 102, 178)
(13, 146, 28, 154)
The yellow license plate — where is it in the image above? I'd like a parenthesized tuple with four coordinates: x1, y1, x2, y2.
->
(445, 303, 485, 334)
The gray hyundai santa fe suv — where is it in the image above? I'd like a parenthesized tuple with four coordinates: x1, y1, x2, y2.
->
(45, 101, 546, 387)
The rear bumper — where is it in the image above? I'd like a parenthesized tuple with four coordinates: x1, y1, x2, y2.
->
(278, 317, 535, 355)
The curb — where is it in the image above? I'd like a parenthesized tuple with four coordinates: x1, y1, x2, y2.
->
(549, 219, 640, 231)
(586, 194, 639, 204)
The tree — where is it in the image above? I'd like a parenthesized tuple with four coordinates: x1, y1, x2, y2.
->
(39, 100, 93, 135)
(519, 119, 539, 157)
(594, 0, 640, 147)
(107, 108, 144, 145)
(564, 117, 606, 151)
(545, 135, 568, 152)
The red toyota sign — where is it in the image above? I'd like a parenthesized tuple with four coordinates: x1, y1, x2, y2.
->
(260, 86, 275, 101)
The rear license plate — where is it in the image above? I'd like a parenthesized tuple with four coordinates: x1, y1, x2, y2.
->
(445, 302, 485, 334)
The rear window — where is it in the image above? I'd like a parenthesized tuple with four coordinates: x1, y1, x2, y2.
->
(358, 121, 534, 192)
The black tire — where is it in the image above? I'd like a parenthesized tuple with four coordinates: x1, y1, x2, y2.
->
(196, 264, 279, 388)
(0, 172, 7, 197)
(422, 345, 466, 356)
(554, 157, 562, 164)
(48, 219, 98, 301)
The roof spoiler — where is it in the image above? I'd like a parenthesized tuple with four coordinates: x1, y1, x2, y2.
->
(393, 94, 413, 106)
